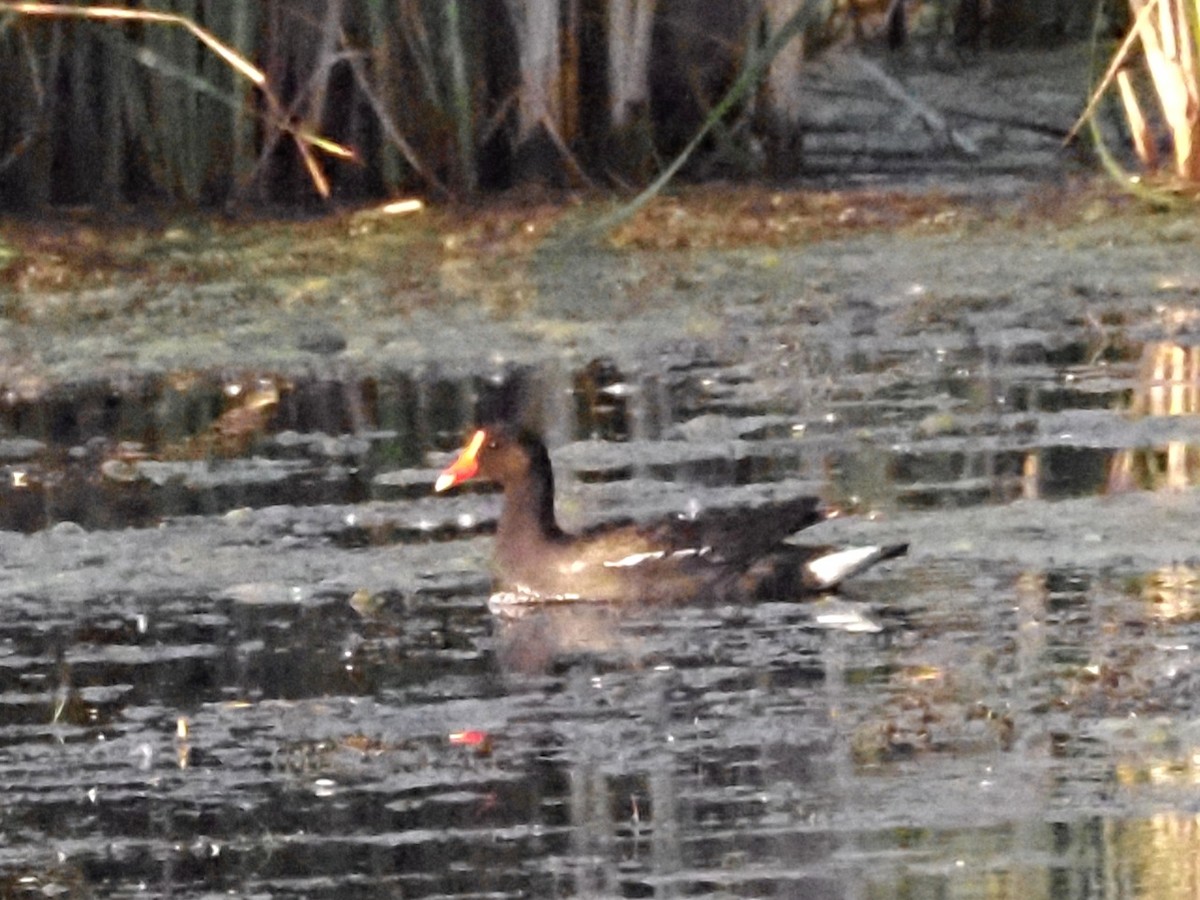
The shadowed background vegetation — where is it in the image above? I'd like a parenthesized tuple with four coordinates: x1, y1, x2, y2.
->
(0, 0, 1115, 209)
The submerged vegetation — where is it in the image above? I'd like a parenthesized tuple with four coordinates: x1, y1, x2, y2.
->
(0, 0, 1105, 209)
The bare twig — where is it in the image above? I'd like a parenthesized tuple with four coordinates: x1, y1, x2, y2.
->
(343, 42, 450, 198)
(851, 54, 979, 157)
(0, 20, 55, 176)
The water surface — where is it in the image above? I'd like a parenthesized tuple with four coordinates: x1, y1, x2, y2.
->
(3, 218, 1200, 898)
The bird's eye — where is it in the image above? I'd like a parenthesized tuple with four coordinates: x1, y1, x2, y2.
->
(487, 441, 498, 450)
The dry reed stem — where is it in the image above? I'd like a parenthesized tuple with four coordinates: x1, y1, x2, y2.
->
(1117, 68, 1158, 166)
(1, 1, 354, 198)
(1065, 0, 1162, 145)
(4, 2, 266, 82)
(1070, 0, 1200, 181)
(1132, 0, 1199, 177)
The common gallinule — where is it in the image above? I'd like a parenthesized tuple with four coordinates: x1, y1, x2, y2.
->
(434, 424, 906, 604)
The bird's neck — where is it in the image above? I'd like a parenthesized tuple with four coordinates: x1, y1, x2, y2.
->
(498, 469, 563, 544)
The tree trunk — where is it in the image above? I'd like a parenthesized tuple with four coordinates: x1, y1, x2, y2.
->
(608, 0, 657, 128)
(762, 0, 808, 179)
(504, 0, 565, 184)
(605, 0, 658, 181)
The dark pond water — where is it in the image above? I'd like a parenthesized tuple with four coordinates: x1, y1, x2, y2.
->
(2, 314, 1200, 898)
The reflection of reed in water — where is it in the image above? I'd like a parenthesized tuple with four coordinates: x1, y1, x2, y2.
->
(1138, 565, 1200, 622)
(1110, 342, 1200, 492)
(1109, 343, 1200, 624)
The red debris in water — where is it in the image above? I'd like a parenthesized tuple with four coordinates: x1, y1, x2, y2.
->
(448, 730, 492, 754)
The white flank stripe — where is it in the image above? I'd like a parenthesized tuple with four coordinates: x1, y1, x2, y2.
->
(806, 545, 882, 589)
(603, 550, 666, 568)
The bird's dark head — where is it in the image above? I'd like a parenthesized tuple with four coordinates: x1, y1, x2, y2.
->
(434, 424, 551, 493)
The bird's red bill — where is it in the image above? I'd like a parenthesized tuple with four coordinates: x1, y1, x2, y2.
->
(434, 429, 486, 492)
